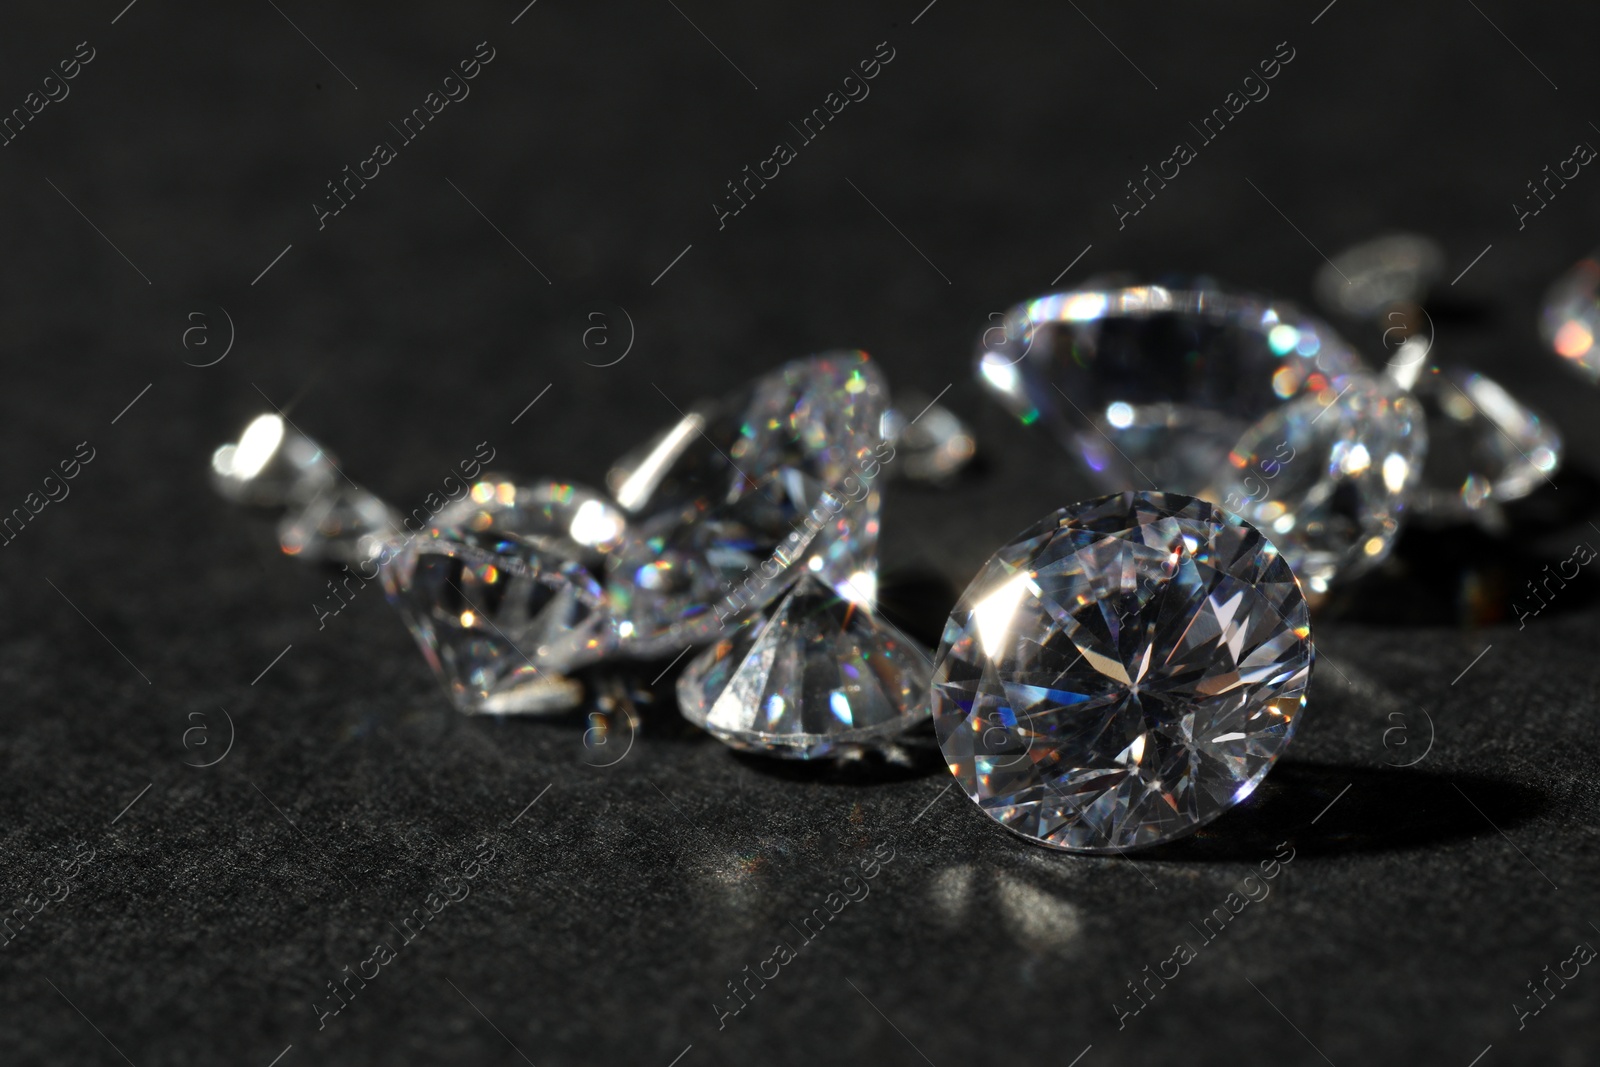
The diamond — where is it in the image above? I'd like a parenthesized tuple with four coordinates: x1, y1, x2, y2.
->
(606, 479, 876, 658)
(931, 491, 1312, 853)
(379, 480, 625, 714)
(1314, 233, 1445, 320)
(279, 483, 401, 566)
(1206, 371, 1427, 596)
(605, 352, 890, 655)
(677, 574, 932, 759)
(879, 392, 977, 484)
(977, 285, 1424, 592)
(1387, 362, 1560, 526)
(211, 413, 339, 507)
(1540, 253, 1600, 383)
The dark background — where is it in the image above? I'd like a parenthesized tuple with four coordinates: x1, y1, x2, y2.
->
(2, 1, 1598, 1064)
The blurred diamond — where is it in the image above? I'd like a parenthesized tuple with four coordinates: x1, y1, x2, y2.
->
(977, 285, 1422, 593)
(1208, 371, 1427, 596)
(1314, 233, 1445, 320)
(1388, 362, 1561, 526)
(880, 392, 977, 484)
(678, 574, 931, 759)
(279, 483, 400, 566)
(1540, 254, 1600, 383)
(211, 413, 339, 507)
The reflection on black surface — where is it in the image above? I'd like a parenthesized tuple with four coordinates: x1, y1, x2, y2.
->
(1144, 761, 1548, 862)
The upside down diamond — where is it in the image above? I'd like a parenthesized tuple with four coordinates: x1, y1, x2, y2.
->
(678, 574, 931, 759)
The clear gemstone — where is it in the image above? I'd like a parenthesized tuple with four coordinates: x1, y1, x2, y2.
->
(1314, 233, 1445, 320)
(677, 574, 932, 759)
(211, 413, 339, 507)
(379, 480, 625, 714)
(879, 393, 977, 484)
(279, 483, 401, 566)
(1540, 253, 1600, 382)
(605, 481, 870, 656)
(1206, 371, 1427, 595)
(931, 491, 1312, 853)
(978, 287, 1367, 490)
(605, 352, 889, 655)
(976, 286, 1424, 592)
(1387, 363, 1561, 525)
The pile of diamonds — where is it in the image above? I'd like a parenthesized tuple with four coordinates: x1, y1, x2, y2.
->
(210, 352, 974, 759)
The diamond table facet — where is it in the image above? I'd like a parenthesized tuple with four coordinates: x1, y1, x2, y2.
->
(977, 287, 1366, 493)
(932, 491, 1313, 853)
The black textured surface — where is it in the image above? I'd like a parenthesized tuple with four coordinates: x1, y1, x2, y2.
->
(3, 2, 1599, 1065)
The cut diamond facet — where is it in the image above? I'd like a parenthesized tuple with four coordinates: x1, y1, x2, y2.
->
(978, 286, 1425, 592)
(605, 352, 889, 655)
(931, 491, 1312, 853)
(677, 574, 932, 759)
(379, 480, 625, 714)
